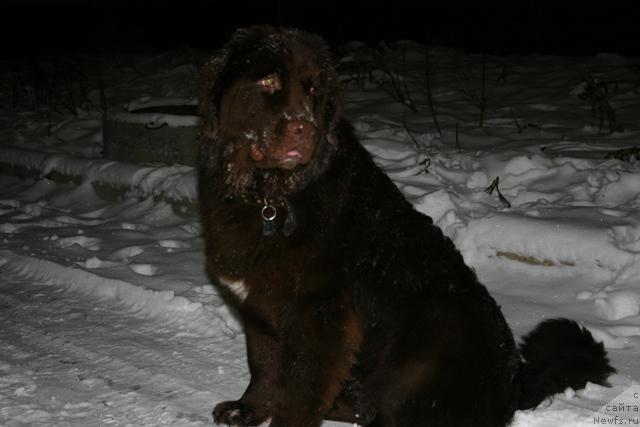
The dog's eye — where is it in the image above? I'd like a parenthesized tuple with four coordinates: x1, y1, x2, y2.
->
(308, 86, 317, 96)
(257, 74, 281, 94)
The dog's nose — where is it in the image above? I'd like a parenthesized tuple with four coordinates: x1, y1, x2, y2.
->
(286, 120, 314, 138)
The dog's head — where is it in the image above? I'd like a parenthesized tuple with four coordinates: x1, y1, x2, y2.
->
(198, 26, 343, 199)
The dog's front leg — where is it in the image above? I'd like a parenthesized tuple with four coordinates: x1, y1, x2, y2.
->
(269, 296, 362, 427)
(213, 319, 278, 426)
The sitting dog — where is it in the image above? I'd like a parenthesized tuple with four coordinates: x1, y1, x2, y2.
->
(196, 26, 614, 427)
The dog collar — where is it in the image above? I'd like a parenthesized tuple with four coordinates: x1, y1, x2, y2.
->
(260, 198, 297, 237)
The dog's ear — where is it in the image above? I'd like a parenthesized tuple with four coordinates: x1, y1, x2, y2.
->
(298, 31, 344, 135)
(198, 26, 277, 141)
(325, 70, 344, 134)
(315, 47, 343, 137)
(197, 49, 228, 140)
(228, 25, 275, 44)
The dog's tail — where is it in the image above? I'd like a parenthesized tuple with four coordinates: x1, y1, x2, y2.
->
(516, 318, 616, 410)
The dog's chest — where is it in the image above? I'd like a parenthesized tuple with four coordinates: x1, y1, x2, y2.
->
(205, 199, 337, 301)
(217, 276, 249, 301)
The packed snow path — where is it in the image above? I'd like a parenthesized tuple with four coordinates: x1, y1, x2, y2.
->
(1, 254, 638, 427)
(0, 268, 236, 426)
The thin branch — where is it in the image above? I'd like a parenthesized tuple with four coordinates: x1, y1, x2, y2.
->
(424, 47, 442, 137)
(402, 107, 421, 150)
(485, 176, 511, 208)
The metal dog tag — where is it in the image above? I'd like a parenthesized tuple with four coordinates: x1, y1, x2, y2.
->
(261, 203, 277, 237)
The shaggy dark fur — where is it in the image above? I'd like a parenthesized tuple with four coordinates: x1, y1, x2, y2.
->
(197, 26, 615, 427)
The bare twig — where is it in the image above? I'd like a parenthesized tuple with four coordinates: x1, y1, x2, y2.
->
(479, 53, 487, 127)
(510, 107, 523, 133)
(378, 48, 418, 113)
(455, 52, 488, 127)
(579, 71, 623, 133)
(485, 176, 511, 208)
(424, 47, 442, 137)
(605, 147, 640, 163)
(99, 79, 108, 114)
(381, 69, 418, 112)
(8, 55, 105, 115)
(402, 107, 420, 150)
(414, 158, 431, 175)
(497, 65, 512, 83)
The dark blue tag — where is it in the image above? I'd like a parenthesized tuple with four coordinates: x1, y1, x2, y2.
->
(282, 205, 297, 236)
(262, 218, 276, 237)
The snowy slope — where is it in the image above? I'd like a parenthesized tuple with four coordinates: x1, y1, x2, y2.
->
(1, 42, 640, 426)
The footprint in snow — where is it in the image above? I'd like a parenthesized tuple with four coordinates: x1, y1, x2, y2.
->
(598, 208, 629, 218)
(129, 264, 158, 276)
(77, 256, 119, 269)
(109, 246, 145, 261)
(0, 223, 19, 233)
(76, 376, 113, 390)
(180, 223, 201, 236)
(54, 215, 105, 226)
(14, 384, 37, 397)
(56, 236, 102, 251)
(157, 239, 191, 251)
(0, 199, 21, 209)
(120, 222, 150, 231)
(12, 203, 45, 219)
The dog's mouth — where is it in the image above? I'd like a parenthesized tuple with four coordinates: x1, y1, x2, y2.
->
(285, 149, 303, 159)
(250, 143, 314, 170)
(279, 149, 305, 169)
(248, 120, 317, 170)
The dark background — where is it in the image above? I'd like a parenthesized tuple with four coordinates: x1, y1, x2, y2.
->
(3, 0, 638, 56)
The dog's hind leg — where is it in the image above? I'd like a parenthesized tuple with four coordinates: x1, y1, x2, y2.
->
(325, 378, 377, 425)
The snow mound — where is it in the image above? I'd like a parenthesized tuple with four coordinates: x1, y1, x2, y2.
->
(458, 211, 640, 279)
(594, 291, 640, 321)
(0, 147, 198, 202)
(0, 250, 239, 338)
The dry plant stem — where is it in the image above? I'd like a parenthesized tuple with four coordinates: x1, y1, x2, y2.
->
(456, 52, 488, 128)
(510, 107, 523, 133)
(424, 47, 442, 137)
(479, 53, 487, 127)
(380, 48, 418, 113)
(485, 176, 511, 208)
(403, 107, 421, 150)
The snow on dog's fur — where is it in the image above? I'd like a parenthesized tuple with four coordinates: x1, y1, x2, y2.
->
(197, 26, 615, 427)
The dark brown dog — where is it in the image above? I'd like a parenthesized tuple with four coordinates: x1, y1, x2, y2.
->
(197, 26, 614, 427)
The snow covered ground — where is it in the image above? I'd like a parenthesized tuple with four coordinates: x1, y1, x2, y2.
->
(1, 42, 640, 426)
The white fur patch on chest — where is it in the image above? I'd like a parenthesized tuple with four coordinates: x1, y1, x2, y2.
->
(218, 277, 249, 302)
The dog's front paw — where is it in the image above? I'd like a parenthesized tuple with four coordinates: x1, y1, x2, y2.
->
(213, 400, 266, 426)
